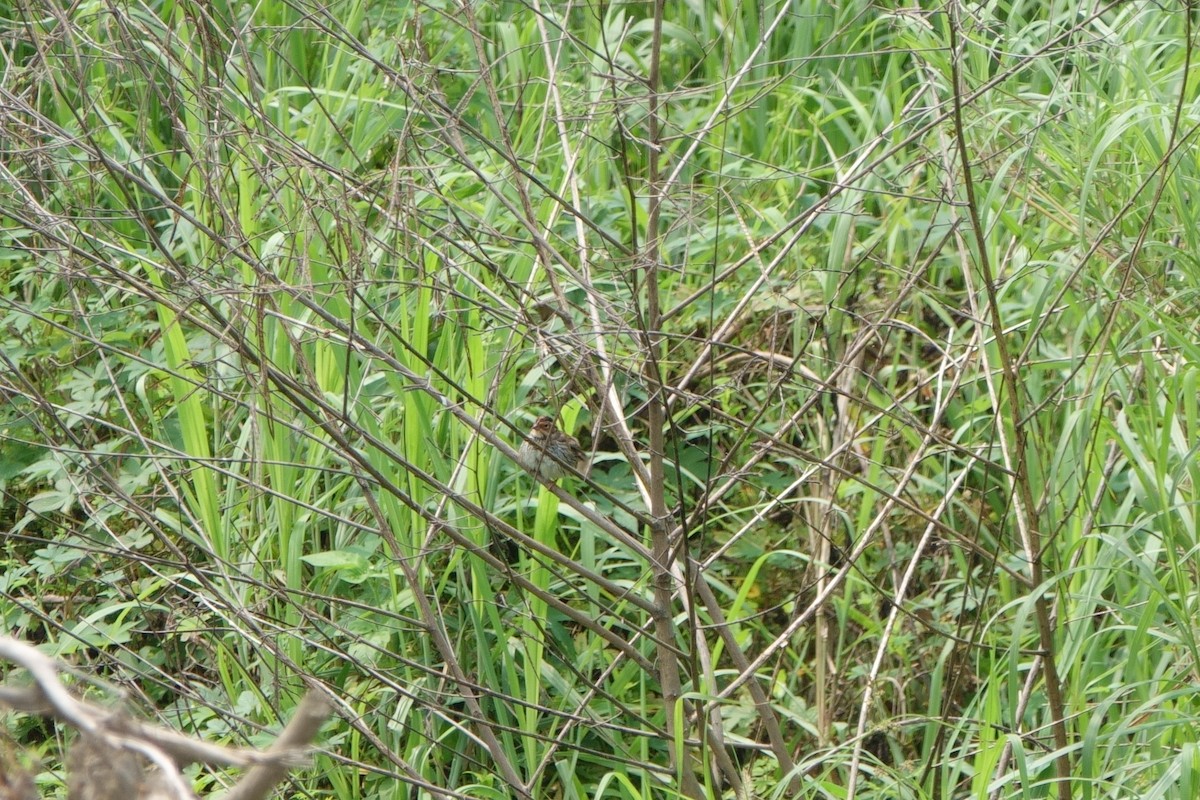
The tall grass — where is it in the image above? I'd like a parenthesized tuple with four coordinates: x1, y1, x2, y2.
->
(3, 1, 1200, 798)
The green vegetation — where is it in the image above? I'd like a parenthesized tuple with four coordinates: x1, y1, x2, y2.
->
(3, 0, 1199, 798)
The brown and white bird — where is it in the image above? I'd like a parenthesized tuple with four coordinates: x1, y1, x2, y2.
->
(517, 416, 583, 480)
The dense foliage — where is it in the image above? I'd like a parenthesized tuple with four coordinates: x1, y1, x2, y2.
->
(3, 1, 1200, 798)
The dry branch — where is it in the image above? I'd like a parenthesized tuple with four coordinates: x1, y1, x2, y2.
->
(0, 637, 332, 800)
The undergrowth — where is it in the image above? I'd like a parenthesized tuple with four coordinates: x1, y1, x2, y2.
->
(3, 1, 1200, 798)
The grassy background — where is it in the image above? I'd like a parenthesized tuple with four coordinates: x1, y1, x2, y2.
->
(3, 0, 1200, 798)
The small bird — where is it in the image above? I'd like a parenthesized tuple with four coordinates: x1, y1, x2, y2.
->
(517, 416, 584, 480)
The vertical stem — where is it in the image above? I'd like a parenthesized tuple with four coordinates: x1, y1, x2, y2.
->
(642, 0, 702, 797)
(946, 5, 1071, 798)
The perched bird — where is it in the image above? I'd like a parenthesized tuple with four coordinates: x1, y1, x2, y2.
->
(517, 416, 583, 480)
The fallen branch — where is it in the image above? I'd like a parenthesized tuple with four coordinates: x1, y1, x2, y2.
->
(0, 637, 332, 800)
